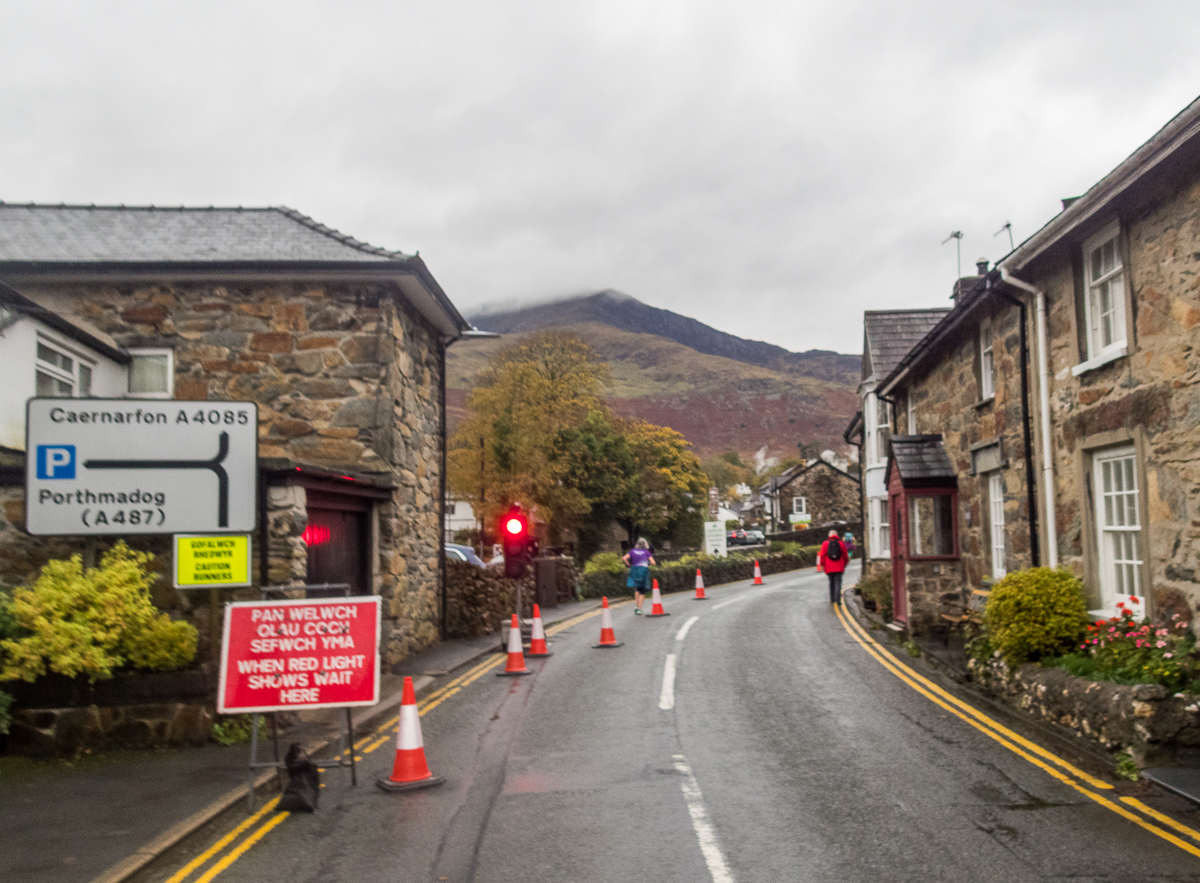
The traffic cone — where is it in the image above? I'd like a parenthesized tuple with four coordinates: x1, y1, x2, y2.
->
(752, 560, 764, 585)
(693, 569, 707, 600)
(377, 677, 445, 792)
(497, 613, 532, 676)
(527, 604, 552, 657)
(647, 579, 670, 617)
(593, 597, 623, 648)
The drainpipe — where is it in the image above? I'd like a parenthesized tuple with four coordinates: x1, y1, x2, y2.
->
(992, 285, 1040, 567)
(999, 267, 1058, 567)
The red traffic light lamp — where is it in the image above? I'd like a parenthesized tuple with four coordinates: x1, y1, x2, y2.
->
(500, 505, 530, 578)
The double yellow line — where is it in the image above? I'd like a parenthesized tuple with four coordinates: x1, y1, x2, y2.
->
(165, 602, 610, 881)
(833, 602, 1200, 858)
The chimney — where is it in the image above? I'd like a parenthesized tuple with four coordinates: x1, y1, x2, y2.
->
(976, 258, 989, 276)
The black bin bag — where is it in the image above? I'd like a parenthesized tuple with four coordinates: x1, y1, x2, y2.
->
(278, 743, 320, 812)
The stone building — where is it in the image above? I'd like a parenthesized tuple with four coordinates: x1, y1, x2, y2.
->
(0, 204, 470, 665)
(846, 94, 1200, 633)
(843, 309, 948, 572)
(986, 96, 1200, 624)
(763, 457, 860, 529)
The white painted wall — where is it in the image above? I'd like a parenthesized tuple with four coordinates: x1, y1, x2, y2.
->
(0, 315, 127, 450)
(444, 498, 477, 540)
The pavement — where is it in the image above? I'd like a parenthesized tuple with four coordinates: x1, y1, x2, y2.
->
(0, 596, 599, 883)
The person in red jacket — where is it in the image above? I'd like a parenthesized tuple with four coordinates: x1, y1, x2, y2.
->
(817, 529, 849, 604)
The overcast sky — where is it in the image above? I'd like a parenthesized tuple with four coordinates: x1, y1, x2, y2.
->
(4, 1, 1200, 355)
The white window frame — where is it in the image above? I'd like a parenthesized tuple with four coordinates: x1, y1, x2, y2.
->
(870, 496, 890, 560)
(792, 496, 807, 516)
(874, 396, 890, 464)
(127, 348, 175, 399)
(988, 471, 1006, 579)
(980, 318, 995, 401)
(35, 333, 96, 398)
(864, 392, 880, 466)
(906, 391, 916, 434)
(1093, 444, 1143, 612)
(1082, 223, 1126, 363)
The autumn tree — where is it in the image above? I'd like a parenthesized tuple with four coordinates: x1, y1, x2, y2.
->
(447, 332, 614, 542)
(449, 331, 712, 554)
(615, 418, 708, 547)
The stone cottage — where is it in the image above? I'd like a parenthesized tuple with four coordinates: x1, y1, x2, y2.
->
(0, 204, 470, 665)
(762, 457, 860, 530)
(848, 93, 1200, 632)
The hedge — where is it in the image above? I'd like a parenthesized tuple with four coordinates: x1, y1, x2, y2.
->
(579, 550, 818, 599)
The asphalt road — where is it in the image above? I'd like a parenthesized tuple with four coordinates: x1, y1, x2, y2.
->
(139, 565, 1200, 882)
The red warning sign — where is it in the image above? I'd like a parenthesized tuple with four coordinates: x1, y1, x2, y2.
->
(217, 596, 381, 713)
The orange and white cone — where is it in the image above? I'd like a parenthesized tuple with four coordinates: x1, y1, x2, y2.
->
(693, 569, 707, 600)
(377, 676, 445, 792)
(527, 604, 552, 657)
(647, 579, 670, 617)
(752, 560, 764, 585)
(593, 597, 623, 648)
(497, 613, 532, 676)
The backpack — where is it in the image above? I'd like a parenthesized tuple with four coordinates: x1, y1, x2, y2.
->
(825, 540, 842, 562)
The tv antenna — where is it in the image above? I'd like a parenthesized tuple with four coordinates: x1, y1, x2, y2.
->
(942, 231, 963, 278)
(994, 220, 1014, 251)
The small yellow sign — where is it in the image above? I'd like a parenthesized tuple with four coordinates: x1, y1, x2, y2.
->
(174, 534, 252, 589)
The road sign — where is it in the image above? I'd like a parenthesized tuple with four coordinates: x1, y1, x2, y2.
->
(24, 399, 257, 536)
(174, 534, 252, 589)
(708, 487, 719, 520)
(704, 521, 727, 558)
(218, 596, 381, 714)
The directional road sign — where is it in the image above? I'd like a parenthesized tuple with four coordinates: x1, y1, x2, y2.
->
(25, 399, 257, 536)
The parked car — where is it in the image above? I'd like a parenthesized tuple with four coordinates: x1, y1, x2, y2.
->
(445, 543, 487, 568)
(743, 530, 765, 545)
(727, 529, 747, 545)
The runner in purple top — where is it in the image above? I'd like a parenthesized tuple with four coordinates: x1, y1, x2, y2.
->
(622, 538, 657, 614)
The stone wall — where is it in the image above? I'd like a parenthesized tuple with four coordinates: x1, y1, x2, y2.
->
(970, 656, 1200, 766)
(8, 703, 213, 756)
(4, 280, 446, 666)
(1029, 172, 1200, 619)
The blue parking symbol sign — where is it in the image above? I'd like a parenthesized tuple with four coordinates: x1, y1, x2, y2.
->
(36, 445, 76, 479)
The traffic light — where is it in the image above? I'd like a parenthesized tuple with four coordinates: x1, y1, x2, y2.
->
(501, 506, 529, 578)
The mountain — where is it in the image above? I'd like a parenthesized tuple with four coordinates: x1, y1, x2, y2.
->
(448, 292, 861, 461)
(470, 290, 860, 385)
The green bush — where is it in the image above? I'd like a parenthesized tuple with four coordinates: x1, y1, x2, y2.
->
(0, 689, 11, 736)
(582, 552, 625, 575)
(0, 542, 198, 683)
(770, 542, 821, 565)
(578, 551, 810, 598)
(211, 714, 269, 746)
(856, 566, 893, 621)
(983, 567, 1088, 666)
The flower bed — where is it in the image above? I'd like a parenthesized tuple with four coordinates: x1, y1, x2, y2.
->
(1047, 600, 1199, 692)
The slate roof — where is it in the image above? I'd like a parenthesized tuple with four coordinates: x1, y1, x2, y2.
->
(760, 457, 859, 494)
(0, 203, 471, 337)
(862, 309, 950, 382)
(887, 434, 958, 488)
(0, 204, 409, 264)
